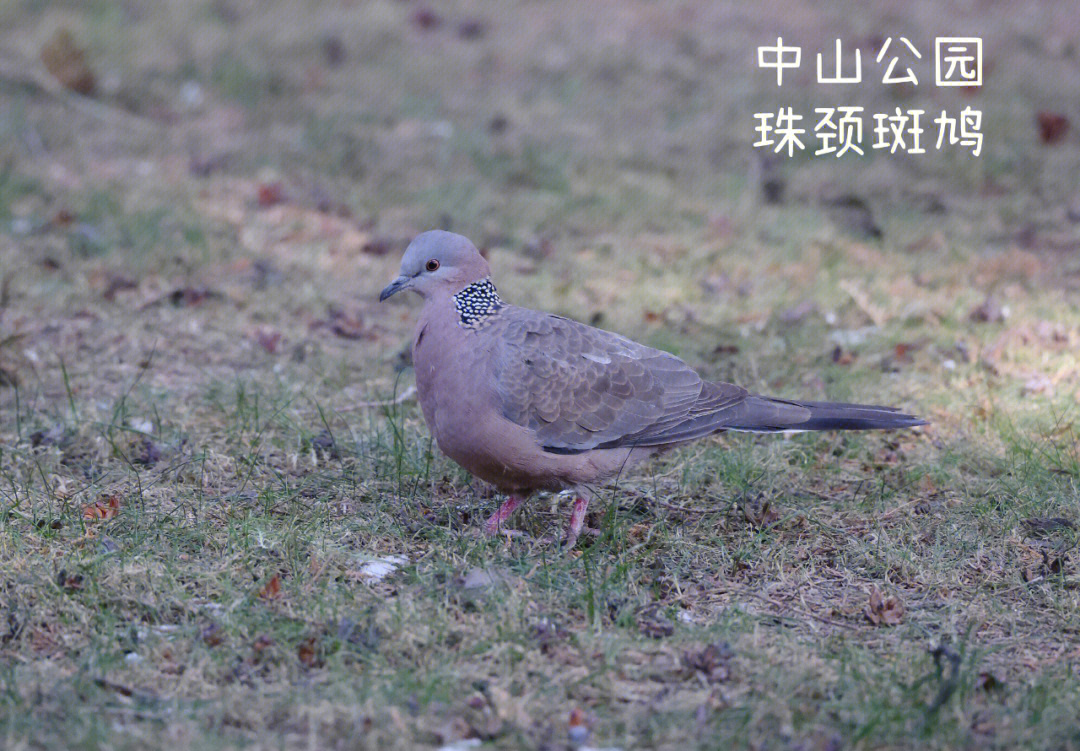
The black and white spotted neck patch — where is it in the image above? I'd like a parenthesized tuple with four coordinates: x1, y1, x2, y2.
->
(453, 278, 503, 328)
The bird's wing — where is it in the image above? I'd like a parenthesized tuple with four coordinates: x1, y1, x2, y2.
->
(490, 307, 756, 453)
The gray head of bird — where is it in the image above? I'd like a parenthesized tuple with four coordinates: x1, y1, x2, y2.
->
(379, 230, 492, 301)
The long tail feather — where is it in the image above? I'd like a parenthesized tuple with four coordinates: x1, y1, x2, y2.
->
(726, 396, 926, 433)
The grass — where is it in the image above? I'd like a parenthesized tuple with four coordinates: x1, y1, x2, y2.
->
(2, 0, 1080, 749)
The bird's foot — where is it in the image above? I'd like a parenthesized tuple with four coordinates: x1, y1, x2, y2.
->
(562, 495, 591, 549)
(482, 494, 523, 536)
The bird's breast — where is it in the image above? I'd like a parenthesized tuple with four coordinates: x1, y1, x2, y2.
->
(413, 318, 492, 439)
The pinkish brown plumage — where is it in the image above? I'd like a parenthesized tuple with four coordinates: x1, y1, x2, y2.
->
(380, 231, 924, 547)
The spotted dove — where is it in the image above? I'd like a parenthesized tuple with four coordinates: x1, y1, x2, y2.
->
(379, 231, 925, 547)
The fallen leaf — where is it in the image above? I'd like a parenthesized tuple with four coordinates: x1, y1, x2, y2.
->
(457, 18, 486, 40)
(636, 605, 674, 638)
(1040, 548, 1069, 575)
(411, 8, 442, 30)
(201, 622, 224, 647)
(40, 28, 96, 95)
(82, 493, 121, 520)
(739, 494, 780, 528)
(1022, 374, 1054, 396)
(780, 300, 817, 324)
(969, 296, 1006, 323)
(102, 274, 137, 301)
(894, 342, 915, 361)
(523, 236, 554, 260)
(1022, 517, 1075, 537)
(831, 345, 856, 365)
(168, 286, 220, 307)
(325, 307, 375, 340)
(350, 554, 408, 583)
(256, 181, 286, 208)
(863, 585, 904, 626)
(56, 569, 84, 593)
(252, 327, 283, 354)
(825, 194, 882, 238)
(258, 574, 282, 600)
(1037, 111, 1070, 144)
(361, 236, 396, 256)
(30, 424, 67, 448)
(458, 566, 508, 590)
(190, 152, 230, 177)
(135, 438, 163, 466)
(975, 671, 1004, 692)
(297, 636, 323, 668)
(311, 429, 339, 458)
(320, 35, 347, 67)
(681, 641, 734, 683)
(52, 208, 76, 226)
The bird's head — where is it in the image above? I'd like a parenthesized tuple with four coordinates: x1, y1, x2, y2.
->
(379, 231, 492, 302)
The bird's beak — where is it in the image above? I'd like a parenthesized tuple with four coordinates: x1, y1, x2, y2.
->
(379, 275, 410, 301)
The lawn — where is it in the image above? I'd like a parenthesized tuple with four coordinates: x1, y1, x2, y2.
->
(1, 1, 1080, 749)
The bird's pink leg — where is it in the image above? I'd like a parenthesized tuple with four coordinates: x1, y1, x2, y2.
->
(564, 495, 590, 548)
(483, 494, 523, 536)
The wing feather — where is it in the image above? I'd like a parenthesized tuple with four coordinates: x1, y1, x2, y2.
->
(491, 307, 748, 451)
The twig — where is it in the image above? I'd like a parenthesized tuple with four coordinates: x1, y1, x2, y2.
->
(93, 677, 160, 703)
(839, 279, 886, 327)
(623, 488, 717, 516)
(797, 486, 843, 502)
(878, 498, 926, 521)
(337, 385, 418, 411)
(1, 506, 33, 522)
(744, 590, 858, 631)
(291, 385, 418, 416)
(0, 55, 157, 131)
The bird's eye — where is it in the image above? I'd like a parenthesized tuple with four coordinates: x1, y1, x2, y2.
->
(425, 259, 440, 272)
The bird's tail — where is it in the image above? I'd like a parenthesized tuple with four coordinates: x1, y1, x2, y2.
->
(724, 396, 927, 433)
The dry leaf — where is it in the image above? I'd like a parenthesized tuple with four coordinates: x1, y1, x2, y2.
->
(201, 623, 224, 647)
(832, 345, 856, 365)
(297, 636, 322, 668)
(969, 296, 1006, 323)
(82, 493, 120, 520)
(258, 574, 282, 600)
(863, 585, 905, 626)
(251, 634, 274, 655)
(410, 8, 442, 30)
(681, 641, 734, 684)
(740, 495, 780, 528)
(40, 28, 96, 95)
(256, 181, 286, 208)
(168, 286, 219, 307)
(252, 327, 283, 354)
(56, 569, 84, 593)
(457, 18, 486, 41)
(1037, 111, 1070, 144)
(1022, 517, 1075, 537)
(637, 605, 675, 638)
(976, 671, 1004, 692)
(319, 306, 375, 340)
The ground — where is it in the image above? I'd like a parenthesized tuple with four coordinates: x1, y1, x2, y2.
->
(1, 1, 1080, 749)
